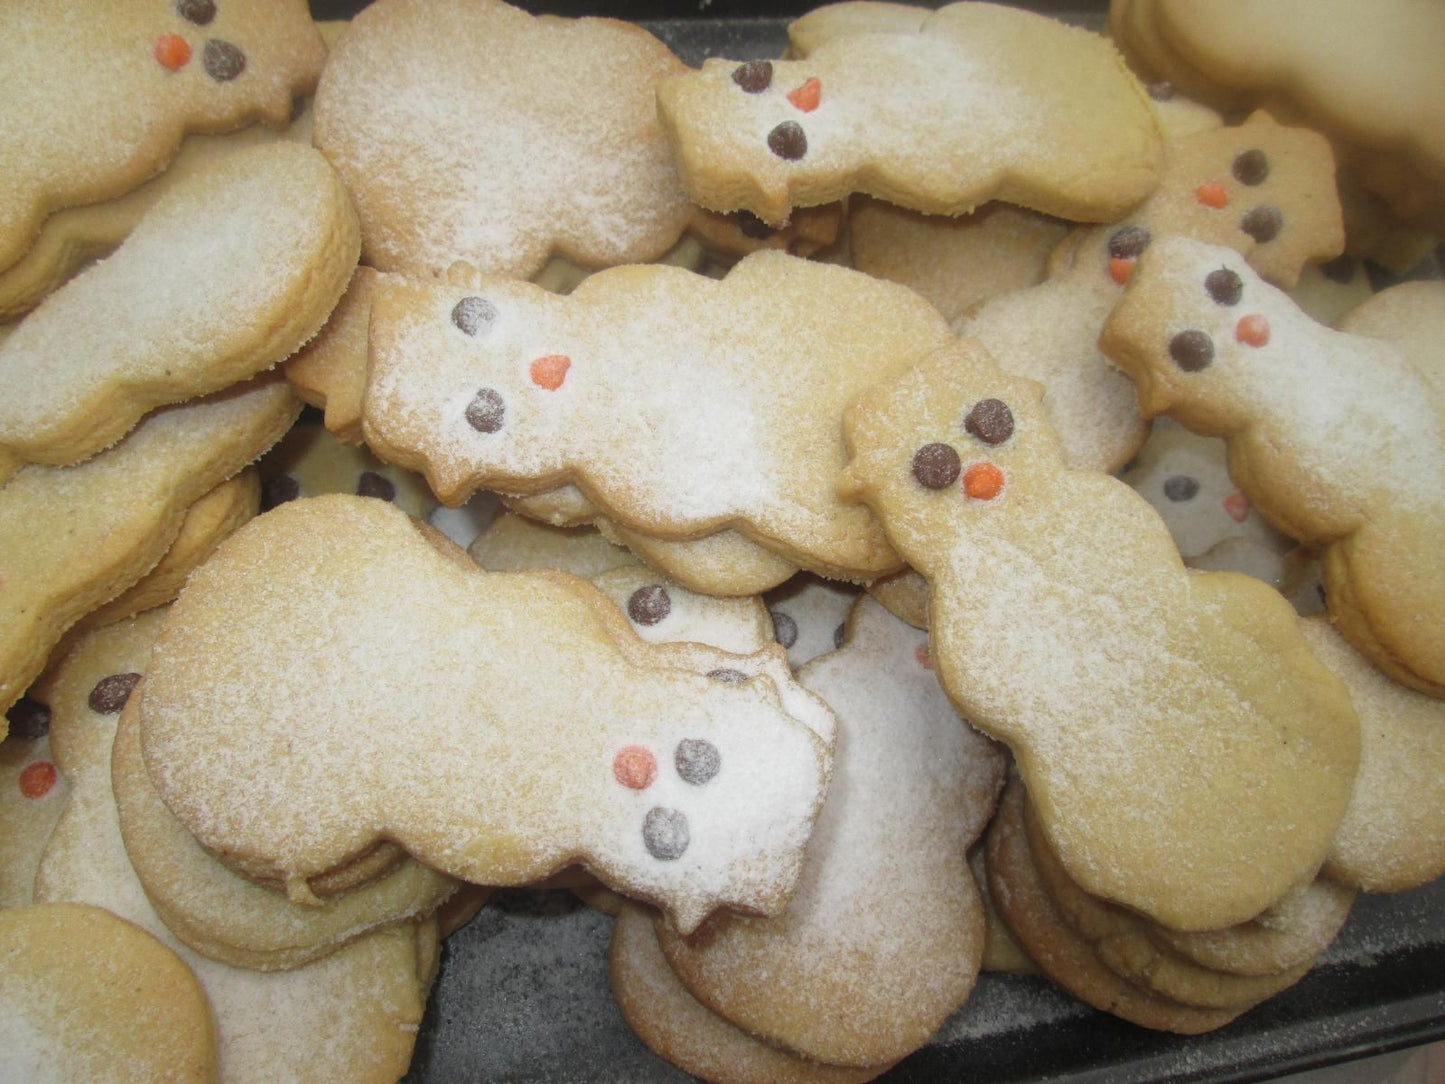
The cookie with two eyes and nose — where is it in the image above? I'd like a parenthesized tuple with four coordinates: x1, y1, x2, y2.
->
(1100, 237, 1445, 696)
(839, 337, 1359, 932)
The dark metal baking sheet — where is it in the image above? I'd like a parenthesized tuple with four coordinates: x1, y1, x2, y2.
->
(309, 3, 1445, 1079)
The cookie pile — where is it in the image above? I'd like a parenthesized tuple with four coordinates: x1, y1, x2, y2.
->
(1, 1, 1442, 1081)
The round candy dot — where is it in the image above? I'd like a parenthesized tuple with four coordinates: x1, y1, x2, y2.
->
(770, 609, 798, 649)
(529, 354, 570, 391)
(6, 698, 51, 741)
(465, 388, 506, 433)
(732, 60, 773, 93)
(767, 121, 807, 161)
(202, 39, 246, 82)
(1107, 224, 1151, 260)
(787, 77, 821, 113)
(911, 442, 961, 489)
(355, 471, 396, 501)
(915, 643, 933, 670)
(964, 398, 1015, 445)
(1169, 329, 1215, 372)
(1232, 149, 1269, 186)
(643, 807, 690, 861)
(1108, 257, 1135, 286)
(613, 746, 657, 790)
(628, 585, 671, 626)
(1241, 206, 1282, 243)
(261, 473, 301, 510)
(963, 462, 1004, 501)
(177, 0, 217, 25)
(18, 762, 57, 800)
(1163, 475, 1200, 502)
(153, 33, 192, 71)
(707, 668, 747, 685)
(675, 739, 721, 786)
(89, 673, 141, 715)
(1196, 183, 1229, 209)
(1223, 492, 1251, 523)
(1205, 267, 1244, 306)
(451, 296, 498, 336)
(1235, 314, 1270, 347)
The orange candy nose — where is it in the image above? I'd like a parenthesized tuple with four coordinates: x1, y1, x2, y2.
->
(787, 77, 821, 112)
(1223, 492, 1251, 523)
(963, 461, 1005, 501)
(914, 643, 933, 670)
(19, 761, 57, 800)
(1108, 257, 1135, 285)
(154, 33, 192, 71)
(613, 745, 657, 790)
(1196, 183, 1229, 209)
(1235, 314, 1270, 347)
(529, 354, 570, 390)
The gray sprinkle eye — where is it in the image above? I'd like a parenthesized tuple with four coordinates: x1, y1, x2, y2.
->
(643, 807, 689, 861)
(770, 609, 798, 649)
(451, 296, 498, 336)
(675, 739, 721, 786)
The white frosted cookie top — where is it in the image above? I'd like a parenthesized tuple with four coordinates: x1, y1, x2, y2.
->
(0, 0, 325, 273)
(313, 0, 693, 278)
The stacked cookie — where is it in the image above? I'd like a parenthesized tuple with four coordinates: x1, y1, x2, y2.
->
(2, 1, 1443, 1081)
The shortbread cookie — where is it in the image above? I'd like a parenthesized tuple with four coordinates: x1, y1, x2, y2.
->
(1100, 239, 1445, 695)
(283, 265, 382, 444)
(0, 141, 356, 483)
(0, 706, 67, 909)
(785, 1, 931, 59)
(656, 597, 1006, 1069)
(658, 3, 1163, 226)
(969, 845, 1035, 974)
(256, 422, 436, 521)
(363, 250, 952, 584)
(313, 0, 692, 279)
(594, 520, 805, 598)
(0, 0, 325, 278)
(611, 904, 887, 1084)
(957, 109, 1343, 472)
(469, 512, 639, 579)
(1336, 278, 1445, 401)
(864, 568, 929, 630)
(1287, 257, 1375, 328)
(840, 340, 1359, 930)
(0, 375, 300, 719)
(140, 495, 835, 935)
(588, 567, 773, 657)
(0, 902, 218, 1082)
(762, 575, 862, 669)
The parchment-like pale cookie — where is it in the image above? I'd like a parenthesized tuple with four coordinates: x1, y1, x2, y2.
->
(840, 340, 1359, 930)
(1100, 239, 1445, 695)
(658, 2, 1163, 226)
(139, 495, 835, 935)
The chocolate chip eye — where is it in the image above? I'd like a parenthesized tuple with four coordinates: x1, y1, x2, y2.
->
(5, 698, 51, 741)
(770, 610, 798, 649)
(1169, 329, 1215, 372)
(1163, 475, 1200, 502)
(675, 739, 721, 786)
(451, 296, 498, 336)
(707, 668, 747, 685)
(260, 473, 300, 511)
(628, 585, 671, 626)
(1204, 268, 1244, 306)
(643, 807, 690, 861)
(1241, 205, 1282, 243)
(911, 442, 961, 489)
(964, 399, 1015, 445)
(355, 471, 395, 501)
(177, 0, 217, 24)
(1232, 149, 1269, 186)
(767, 121, 807, 160)
(465, 388, 505, 433)
(732, 60, 773, 93)
(202, 39, 245, 81)
(734, 211, 775, 239)
(1107, 224, 1151, 261)
(89, 674, 142, 715)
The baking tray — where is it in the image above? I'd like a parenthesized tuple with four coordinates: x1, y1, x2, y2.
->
(303, 2, 1445, 1079)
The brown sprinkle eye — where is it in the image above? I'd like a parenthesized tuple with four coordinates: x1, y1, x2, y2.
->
(769, 609, 798, 649)
(1241, 205, 1282, 243)
(202, 39, 245, 81)
(260, 473, 300, 511)
(1204, 267, 1244, 306)
(767, 121, 807, 161)
(628, 585, 671, 626)
(1107, 224, 1151, 261)
(89, 673, 142, 715)
(732, 60, 773, 93)
(177, 0, 216, 25)
(1163, 475, 1200, 501)
(1232, 149, 1269, 186)
(964, 399, 1015, 445)
(451, 296, 497, 336)
(1169, 329, 1215, 372)
(911, 442, 961, 489)
(465, 388, 505, 433)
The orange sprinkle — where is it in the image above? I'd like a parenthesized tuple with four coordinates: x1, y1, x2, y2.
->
(19, 761, 57, 800)
(529, 354, 570, 390)
(1108, 257, 1135, 285)
(787, 77, 821, 113)
(1196, 183, 1229, 209)
(154, 33, 192, 71)
(914, 643, 933, 670)
(1235, 314, 1270, 347)
(1223, 492, 1251, 523)
(963, 461, 1004, 501)
(612, 746, 657, 790)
